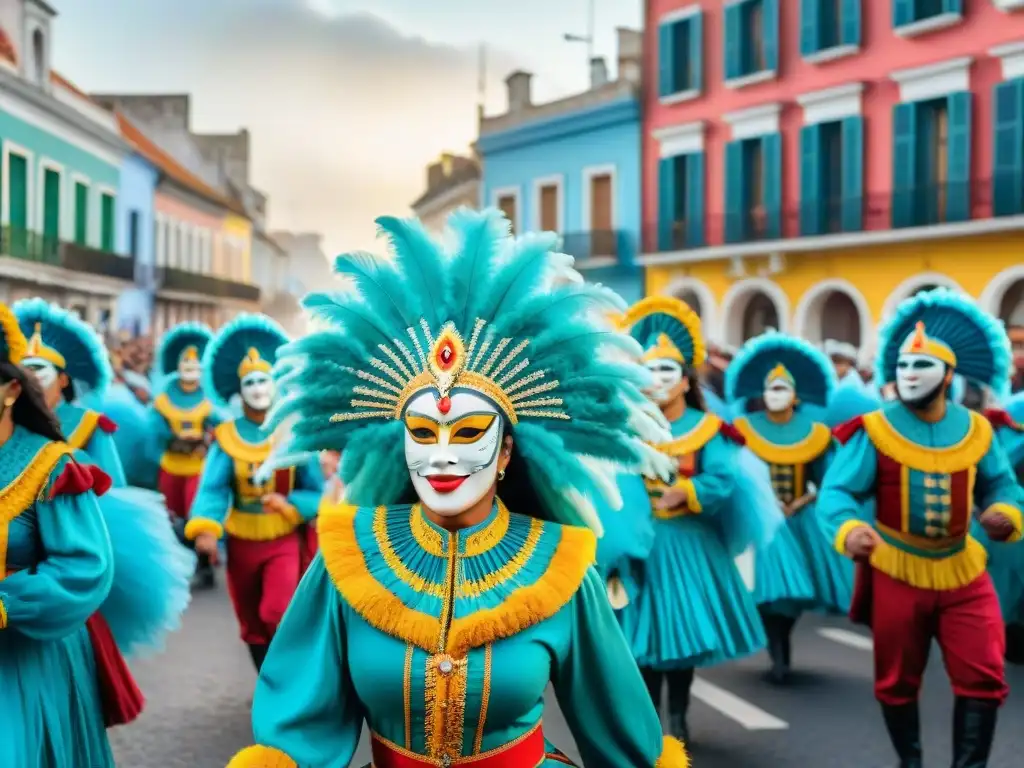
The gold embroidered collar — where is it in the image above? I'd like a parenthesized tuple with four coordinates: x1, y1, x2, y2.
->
(214, 420, 270, 464)
(733, 416, 832, 466)
(862, 410, 992, 473)
(656, 412, 721, 457)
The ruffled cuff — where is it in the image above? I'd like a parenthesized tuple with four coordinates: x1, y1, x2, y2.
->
(833, 519, 865, 557)
(654, 735, 690, 767)
(982, 503, 1023, 543)
(677, 478, 702, 513)
(183, 517, 224, 541)
(226, 745, 296, 768)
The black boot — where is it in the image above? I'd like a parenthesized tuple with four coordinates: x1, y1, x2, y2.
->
(247, 643, 268, 672)
(881, 703, 923, 768)
(780, 615, 798, 675)
(640, 667, 664, 716)
(952, 697, 999, 768)
(1006, 623, 1024, 666)
(190, 552, 216, 590)
(666, 668, 694, 745)
(761, 611, 790, 684)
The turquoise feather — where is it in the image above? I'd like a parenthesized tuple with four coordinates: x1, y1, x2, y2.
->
(201, 313, 290, 411)
(725, 329, 837, 408)
(155, 321, 213, 377)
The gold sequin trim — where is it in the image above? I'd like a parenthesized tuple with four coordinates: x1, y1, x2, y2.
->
(460, 518, 543, 598)
(373, 508, 446, 598)
(403, 644, 414, 749)
(424, 653, 468, 762)
(473, 644, 493, 754)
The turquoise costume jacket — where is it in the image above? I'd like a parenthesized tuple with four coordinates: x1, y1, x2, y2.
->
(187, 417, 322, 542)
(819, 401, 1024, 591)
(229, 501, 685, 767)
(57, 401, 127, 488)
(148, 380, 220, 477)
(0, 427, 116, 767)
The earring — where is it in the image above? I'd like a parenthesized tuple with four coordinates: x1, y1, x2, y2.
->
(498, 469, 506, 481)
(3, 397, 14, 407)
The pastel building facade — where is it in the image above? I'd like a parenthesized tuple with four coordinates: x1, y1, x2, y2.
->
(411, 152, 480, 233)
(478, 29, 646, 303)
(642, 0, 1024, 360)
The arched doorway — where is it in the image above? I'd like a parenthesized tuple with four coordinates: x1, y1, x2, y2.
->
(913, 283, 940, 296)
(821, 292, 861, 345)
(998, 279, 1024, 327)
(742, 293, 779, 340)
(676, 289, 702, 319)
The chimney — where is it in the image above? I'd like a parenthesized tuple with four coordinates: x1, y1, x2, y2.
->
(506, 70, 532, 112)
(616, 27, 643, 84)
(427, 160, 445, 190)
(590, 57, 608, 89)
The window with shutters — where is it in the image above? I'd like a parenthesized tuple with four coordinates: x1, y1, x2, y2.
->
(801, 0, 860, 62)
(658, 9, 703, 102)
(725, 133, 782, 243)
(892, 0, 962, 37)
(100, 192, 116, 252)
(535, 178, 561, 232)
(993, 77, 1024, 217)
(657, 153, 705, 250)
(73, 181, 89, 246)
(822, 123, 844, 232)
(41, 166, 61, 243)
(724, 0, 777, 86)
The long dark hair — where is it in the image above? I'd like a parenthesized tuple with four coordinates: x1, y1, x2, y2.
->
(683, 365, 708, 411)
(0, 361, 65, 442)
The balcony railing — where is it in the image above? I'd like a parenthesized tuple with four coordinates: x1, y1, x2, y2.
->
(156, 266, 261, 303)
(1, 225, 135, 278)
(559, 230, 623, 262)
(649, 178, 1005, 254)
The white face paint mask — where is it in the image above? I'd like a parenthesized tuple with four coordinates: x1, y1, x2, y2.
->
(895, 353, 946, 403)
(178, 358, 201, 384)
(643, 358, 684, 405)
(22, 357, 59, 392)
(763, 379, 795, 413)
(240, 371, 275, 412)
(404, 390, 503, 517)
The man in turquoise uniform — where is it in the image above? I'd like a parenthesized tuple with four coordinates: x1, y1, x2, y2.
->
(185, 314, 323, 671)
(224, 209, 689, 767)
(819, 288, 1023, 768)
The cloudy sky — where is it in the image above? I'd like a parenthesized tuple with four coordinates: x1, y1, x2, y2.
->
(52, 0, 642, 255)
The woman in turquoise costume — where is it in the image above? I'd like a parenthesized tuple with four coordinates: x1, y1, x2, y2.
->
(186, 313, 323, 671)
(725, 331, 852, 683)
(226, 209, 689, 768)
(617, 296, 779, 744)
(0, 301, 129, 767)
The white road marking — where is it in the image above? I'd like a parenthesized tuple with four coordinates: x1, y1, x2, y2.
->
(691, 676, 790, 730)
(817, 627, 873, 652)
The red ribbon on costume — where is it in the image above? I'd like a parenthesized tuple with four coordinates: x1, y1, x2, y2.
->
(370, 724, 547, 768)
(85, 613, 145, 727)
(49, 461, 112, 499)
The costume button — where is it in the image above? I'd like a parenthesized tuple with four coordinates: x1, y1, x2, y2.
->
(441, 756, 452, 768)
(438, 659, 453, 675)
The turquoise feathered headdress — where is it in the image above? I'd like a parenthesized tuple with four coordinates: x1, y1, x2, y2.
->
(0, 302, 27, 365)
(156, 322, 213, 378)
(262, 208, 673, 533)
(12, 298, 113, 396)
(875, 288, 1011, 396)
(201, 313, 290, 411)
(620, 296, 706, 368)
(725, 330, 837, 408)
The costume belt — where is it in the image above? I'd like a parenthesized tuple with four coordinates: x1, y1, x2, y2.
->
(370, 723, 547, 768)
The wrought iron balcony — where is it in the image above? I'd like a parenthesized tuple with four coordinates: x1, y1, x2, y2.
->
(558, 230, 624, 262)
(155, 266, 261, 302)
(1, 225, 135, 279)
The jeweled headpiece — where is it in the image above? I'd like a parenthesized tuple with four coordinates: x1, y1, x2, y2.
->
(620, 296, 705, 368)
(725, 330, 836, 408)
(899, 321, 957, 367)
(201, 313, 290, 411)
(262, 209, 673, 531)
(156, 322, 213, 378)
(764, 363, 795, 388)
(25, 322, 66, 368)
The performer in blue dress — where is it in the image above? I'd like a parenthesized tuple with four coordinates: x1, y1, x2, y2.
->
(225, 209, 688, 768)
(726, 331, 853, 682)
(617, 296, 780, 743)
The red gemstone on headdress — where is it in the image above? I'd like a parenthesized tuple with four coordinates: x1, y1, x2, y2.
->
(436, 341, 455, 370)
(438, 396, 451, 414)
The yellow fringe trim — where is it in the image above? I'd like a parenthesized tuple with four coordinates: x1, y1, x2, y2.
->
(982, 503, 1024, 544)
(655, 735, 690, 767)
(225, 745, 296, 768)
(318, 504, 597, 656)
(833, 519, 865, 557)
(66, 409, 100, 451)
(224, 510, 299, 541)
(215, 420, 270, 464)
(618, 296, 706, 368)
(869, 535, 988, 591)
(183, 517, 224, 541)
(0, 597, 7, 630)
(657, 413, 721, 457)
(0, 441, 73, 526)
(733, 417, 832, 466)
(862, 410, 992, 473)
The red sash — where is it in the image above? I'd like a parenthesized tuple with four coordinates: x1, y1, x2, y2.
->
(85, 613, 145, 726)
(370, 724, 547, 768)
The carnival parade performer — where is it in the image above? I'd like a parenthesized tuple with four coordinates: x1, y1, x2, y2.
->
(819, 288, 1024, 768)
(226, 209, 689, 768)
(185, 314, 323, 672)
(616, 296, 780, 744)
(725, 331, 853, 683)
(0, 302, 140, 767)
(11, 299, 194, 660)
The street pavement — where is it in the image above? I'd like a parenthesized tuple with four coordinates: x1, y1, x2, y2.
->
(110, 584, 1024, 767)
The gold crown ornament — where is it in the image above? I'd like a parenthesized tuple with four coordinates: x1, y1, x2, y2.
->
(238, 347, 273, 379)
(24, 322, 66, 369)
(764, 362, 795, 388)
(900, 321, 957, 368)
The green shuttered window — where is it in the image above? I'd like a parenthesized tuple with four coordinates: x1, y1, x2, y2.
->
(993, 78, 1024, 217)
(658, 153, 705, 251)
(725, 133, 781, 243)
(100, 192, 116, 252)
(724, 0, 777, 82)
(74, 181, 89, 245)
(658, 11, 703, 99)
(43, 168, 60, 240)
(7, 152, 28, 230)
(800, 0, 861, 58)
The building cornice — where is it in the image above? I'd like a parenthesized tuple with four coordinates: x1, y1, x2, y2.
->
(413, 177, 479, 219)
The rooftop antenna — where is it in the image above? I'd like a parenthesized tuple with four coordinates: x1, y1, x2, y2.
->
(477, 43, 487, 122)
(563, 0, 595, 80)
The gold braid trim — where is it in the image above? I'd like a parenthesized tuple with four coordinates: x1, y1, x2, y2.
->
(733, 417, 832, 466)
(862, 410, 991, 473)
(656, 413, 721, 457)
(0, 442, 74, 525)
(655, 736, 690, 767)
(66, 410, 100, 451)
(215, 421, 271, 464)
(318, 504, 597, 656)
(225, 745, 297, 768)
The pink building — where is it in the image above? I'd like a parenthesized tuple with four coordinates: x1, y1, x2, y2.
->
(641, 0, 1024, 352)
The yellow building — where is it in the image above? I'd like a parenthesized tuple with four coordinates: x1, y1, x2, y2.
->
(643, 229, 1024, 367)
(220, 212, 254, 285)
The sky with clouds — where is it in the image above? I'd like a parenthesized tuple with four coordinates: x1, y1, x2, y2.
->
(50, 0, 642, 255)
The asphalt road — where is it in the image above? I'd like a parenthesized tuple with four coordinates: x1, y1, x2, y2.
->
(110, 584, 1024, 767)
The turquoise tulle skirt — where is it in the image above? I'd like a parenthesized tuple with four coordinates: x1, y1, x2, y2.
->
(753, 517, 816, 616)
(787, 505, 854, 614)
(99, 384, 159, 489)
(974, 520, 1024, 624)
(594, 474, 654, 577)
(98, 487, 195, 656)
(0, 626, 114, 767)
(620, 516, 765, 670)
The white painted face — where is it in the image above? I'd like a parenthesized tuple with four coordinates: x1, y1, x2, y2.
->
(643, 358, 684, 405)
(240, 371, 275, 411)
(763, 377, 795, 413)
(896, 352, 947, 403)
(22, 357, 59, 391)
(178, 356, 201, 384)
(403, 389, 503, 517)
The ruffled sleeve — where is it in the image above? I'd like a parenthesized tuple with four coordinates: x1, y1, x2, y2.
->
(227, 555, 362, 767)
(817, 428, 878, 554)
(683, 432, 736, 516)
(974, 438, 1024, 543)
(0, 456, 113, 639)
(551, 568, 689, 766)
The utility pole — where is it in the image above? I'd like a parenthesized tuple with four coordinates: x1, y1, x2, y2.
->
(563, 0, 596, 79)
(477, 42, 486, 122)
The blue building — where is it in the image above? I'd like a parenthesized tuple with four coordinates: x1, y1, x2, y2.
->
(476, 29, 644, 302)
(112, 137, 159, 335)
